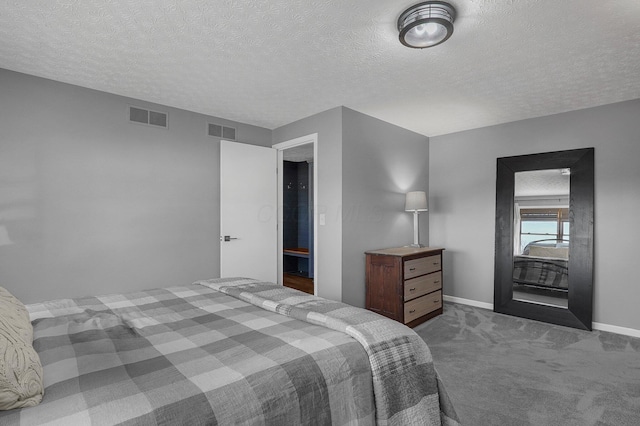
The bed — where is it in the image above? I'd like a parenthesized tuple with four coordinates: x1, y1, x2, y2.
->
(0, 277, 459, 425)
(513, 239, 569, 290)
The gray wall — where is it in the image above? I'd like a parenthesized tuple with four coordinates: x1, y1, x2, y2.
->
(0, 69, 271, 303)
(0, 70, 430, 308)
(273, 107, 429, 306)
(429, 99, 640, 330)
(341, 108, 429, 307)
(272, 107, 343, 301)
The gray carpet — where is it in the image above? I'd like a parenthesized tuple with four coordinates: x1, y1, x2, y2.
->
(415, 302, 640, 426)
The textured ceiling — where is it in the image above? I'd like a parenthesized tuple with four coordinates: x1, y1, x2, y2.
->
(515, 169, 570, 197)
(1, 0, 639, 136)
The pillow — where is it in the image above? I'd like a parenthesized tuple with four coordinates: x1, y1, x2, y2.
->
(528, 245, 569, 259)
(0, 287, 44, 410)
(0, 287, 32, 344)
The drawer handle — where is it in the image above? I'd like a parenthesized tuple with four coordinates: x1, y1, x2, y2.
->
(409, 287, 416, 291)
(434, 280, 440, 284)
(433, 262, 439, 265)
(409, 309, 416, 314)
(433, 300, 439, 304)
(409, 267, 416, 271)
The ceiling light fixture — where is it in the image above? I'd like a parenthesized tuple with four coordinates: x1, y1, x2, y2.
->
(398, 1, 456, 49)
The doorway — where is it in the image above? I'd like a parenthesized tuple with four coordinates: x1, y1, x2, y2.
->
(273, 134, 318, 295)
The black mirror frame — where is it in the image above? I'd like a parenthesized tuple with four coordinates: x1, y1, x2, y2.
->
(494, 148, 594, 330)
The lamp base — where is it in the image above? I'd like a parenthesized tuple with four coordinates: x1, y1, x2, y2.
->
(410, 210, 424, 248)
(408, 243, 425, 248)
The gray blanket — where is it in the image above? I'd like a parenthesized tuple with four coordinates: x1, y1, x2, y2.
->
(197, 278, 460, 426)
(2, 278, 459, 425)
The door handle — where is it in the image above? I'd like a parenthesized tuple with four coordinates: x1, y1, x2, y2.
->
(221, 235, 239, 242)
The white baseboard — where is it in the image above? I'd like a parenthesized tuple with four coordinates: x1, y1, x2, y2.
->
(443, 295, 493, 310)
(592, 322, 640, 338)
(443, 295, 640, 339)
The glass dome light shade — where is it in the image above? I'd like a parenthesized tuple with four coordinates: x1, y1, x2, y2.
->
(398, 1, 456, 49)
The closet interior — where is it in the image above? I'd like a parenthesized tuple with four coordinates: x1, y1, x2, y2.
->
(282, 157, 314, 295)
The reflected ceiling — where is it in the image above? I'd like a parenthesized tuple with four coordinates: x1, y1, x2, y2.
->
(515, 169, 570, 197)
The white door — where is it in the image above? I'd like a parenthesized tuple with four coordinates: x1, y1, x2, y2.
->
(220, 140, 277, 283)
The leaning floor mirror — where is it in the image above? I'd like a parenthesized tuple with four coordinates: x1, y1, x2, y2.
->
(494, 148, 594, 330)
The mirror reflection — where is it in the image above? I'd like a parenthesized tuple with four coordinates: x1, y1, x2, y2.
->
(512, 169, 570, 308)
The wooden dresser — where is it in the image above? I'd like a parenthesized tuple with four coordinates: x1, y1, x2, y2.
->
(365, 247, 444, 328)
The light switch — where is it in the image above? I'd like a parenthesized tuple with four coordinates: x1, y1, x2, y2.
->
(319, 213, 326, 226)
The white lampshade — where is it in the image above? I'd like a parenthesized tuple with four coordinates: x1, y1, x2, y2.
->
(405, 191, 428, 211)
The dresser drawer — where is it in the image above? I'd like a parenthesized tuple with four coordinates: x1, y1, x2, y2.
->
(404, 272, 442, 301)
(404, 254, 442, 279)
(404, 291, 442, 324)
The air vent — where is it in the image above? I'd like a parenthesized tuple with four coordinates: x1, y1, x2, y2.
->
(129, 107, 148, 124)
(208, 123, 236, 140)
(208, 123, 222, 137)
(129, 106, 168, 129)
(222, 126, 236, 140)
(149, 111, 167, 127)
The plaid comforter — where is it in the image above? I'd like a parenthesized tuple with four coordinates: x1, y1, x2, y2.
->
(513, 255, 569, 289)
(197, 278, 459, 426)
(2, 278, 459, 426)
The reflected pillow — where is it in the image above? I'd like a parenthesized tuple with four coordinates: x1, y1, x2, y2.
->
(528, 245, 569, 259)
(0, 287, 44, 410)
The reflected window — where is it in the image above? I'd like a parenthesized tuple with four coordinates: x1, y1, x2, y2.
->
(519, 208, 569, 252)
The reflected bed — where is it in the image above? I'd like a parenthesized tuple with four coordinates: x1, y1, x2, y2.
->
(513, 240, 569, 290)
